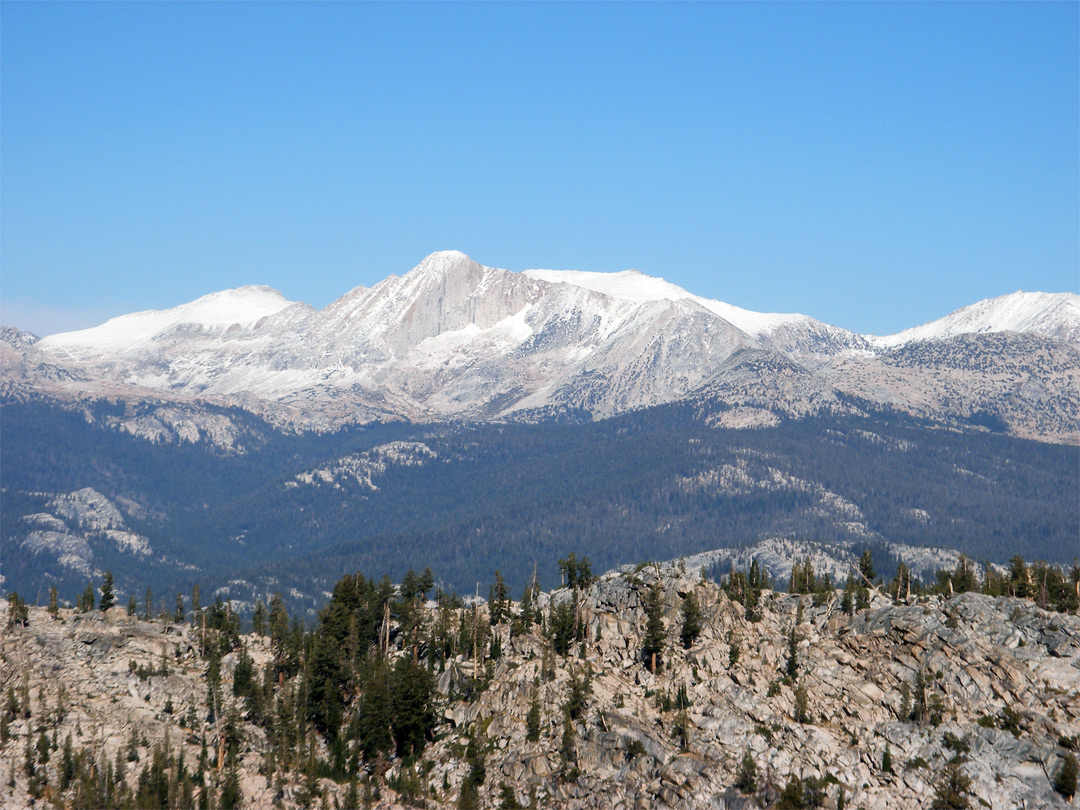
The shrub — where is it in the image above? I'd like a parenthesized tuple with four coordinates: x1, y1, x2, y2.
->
(735, 750, 757, 794)
(1054, 753, 1078, 801)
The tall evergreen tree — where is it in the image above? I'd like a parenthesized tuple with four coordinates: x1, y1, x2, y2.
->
(679, 591, 702, 649)
(735, 750, 757, 794)
(526, 689, 541, 742)
(550, 599, 576, 656)
(80, 582, 96, 612)
(359, 657, 393, 761)
(858, 550, 876, 584)
(785, 625, 799, 682)
(559, 709, 576, 776)
(391, 655, 434, 759)
(1054, 753, 1078, 802)
(642, 582, 665, 673)
(251, 599, 267, 636)
(489, 571, 510, 627)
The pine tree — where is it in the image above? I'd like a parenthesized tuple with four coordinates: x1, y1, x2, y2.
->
(858, 550, 876, 583)
(251, 599, 267, 636)
(98, 571, 116, 611)
(794, 682, 810, 724)
(642, 582, 665, 673)
(268, 594, 290, 668)
(1054, 752, 1078, 801)
(735, 750, 757, 793)
(342, 776, 360, 810)
(899, 681, 912, 721)
(913, 670, 929, 724)
(564, 666, 588, 720)
(36, 730, 50, 765)
(882, 742, 893, 774)
(489, 571, 510, 627)
(191, 584, 201, 627)
(526, 689, 541, 742)
(550, 599, 576, 656)
(391, 654, 434, 759)
(498, 782, 523, 809)
(79, 582, 96, 612)
(458, 726, 487, 808)
(559, 708, 576, 777)
(6, 593, 29, 628)
(220, 757, 242, 810)
(785, 625, 799, 682)
(679, 591, 702, 649)
(931, 757, 972, 809)
(359, 657, 393, 761)
(776, 775, 806, 809)
(841, 584, 854, 615)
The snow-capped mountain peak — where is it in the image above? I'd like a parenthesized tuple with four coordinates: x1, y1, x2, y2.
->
(877, 290, 1080, 347)
(524, 267, 688, 304)
(12, 252, 1077, 439)
(393, 250, 492, 291)
(523, 265, 817, 338)
(409, 249, 477, 274)
(40, 285, 295, 353)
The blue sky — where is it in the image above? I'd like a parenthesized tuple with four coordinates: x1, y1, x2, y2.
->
(2, 2, 1077, 336)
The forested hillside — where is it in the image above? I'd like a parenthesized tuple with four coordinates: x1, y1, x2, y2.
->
(2, 396, 1075, 613)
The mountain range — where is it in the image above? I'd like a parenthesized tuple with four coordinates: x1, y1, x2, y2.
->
(5, 250, 1078, 441)
(1, 251, 1077, 609)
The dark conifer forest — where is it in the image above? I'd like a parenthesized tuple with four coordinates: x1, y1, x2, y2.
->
(2, 395, 1076, 612)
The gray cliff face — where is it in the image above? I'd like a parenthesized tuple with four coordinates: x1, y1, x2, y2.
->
(18, 488, 153, 578)
(2, 565, 1077, 809)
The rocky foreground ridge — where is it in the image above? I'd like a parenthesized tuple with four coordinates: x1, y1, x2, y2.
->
(2, 564, 1079, 809)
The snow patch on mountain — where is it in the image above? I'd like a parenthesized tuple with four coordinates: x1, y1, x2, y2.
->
(877, 291, 1080, 347)
(0, 325, 39, 350)
(524, 267, 810, 336)
(39, 286, 294, 353)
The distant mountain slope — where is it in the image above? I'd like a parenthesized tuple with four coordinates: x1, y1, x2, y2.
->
(825, 332, 1080, 443)
(876, 290, 1080, 347)
(7, 251, 1078, 439)
(3, 394, 1075, 609)
(39, 285, 296, 356)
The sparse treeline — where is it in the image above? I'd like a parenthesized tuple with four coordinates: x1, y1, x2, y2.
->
(3, 556, 606, 808)
(3, 546, 1078, 809)
(705, 548, 1080, 615)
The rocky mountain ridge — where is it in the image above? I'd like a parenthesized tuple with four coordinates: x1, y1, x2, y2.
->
(2, 561, 1078, 809)
(4, 252, 1077, 441)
